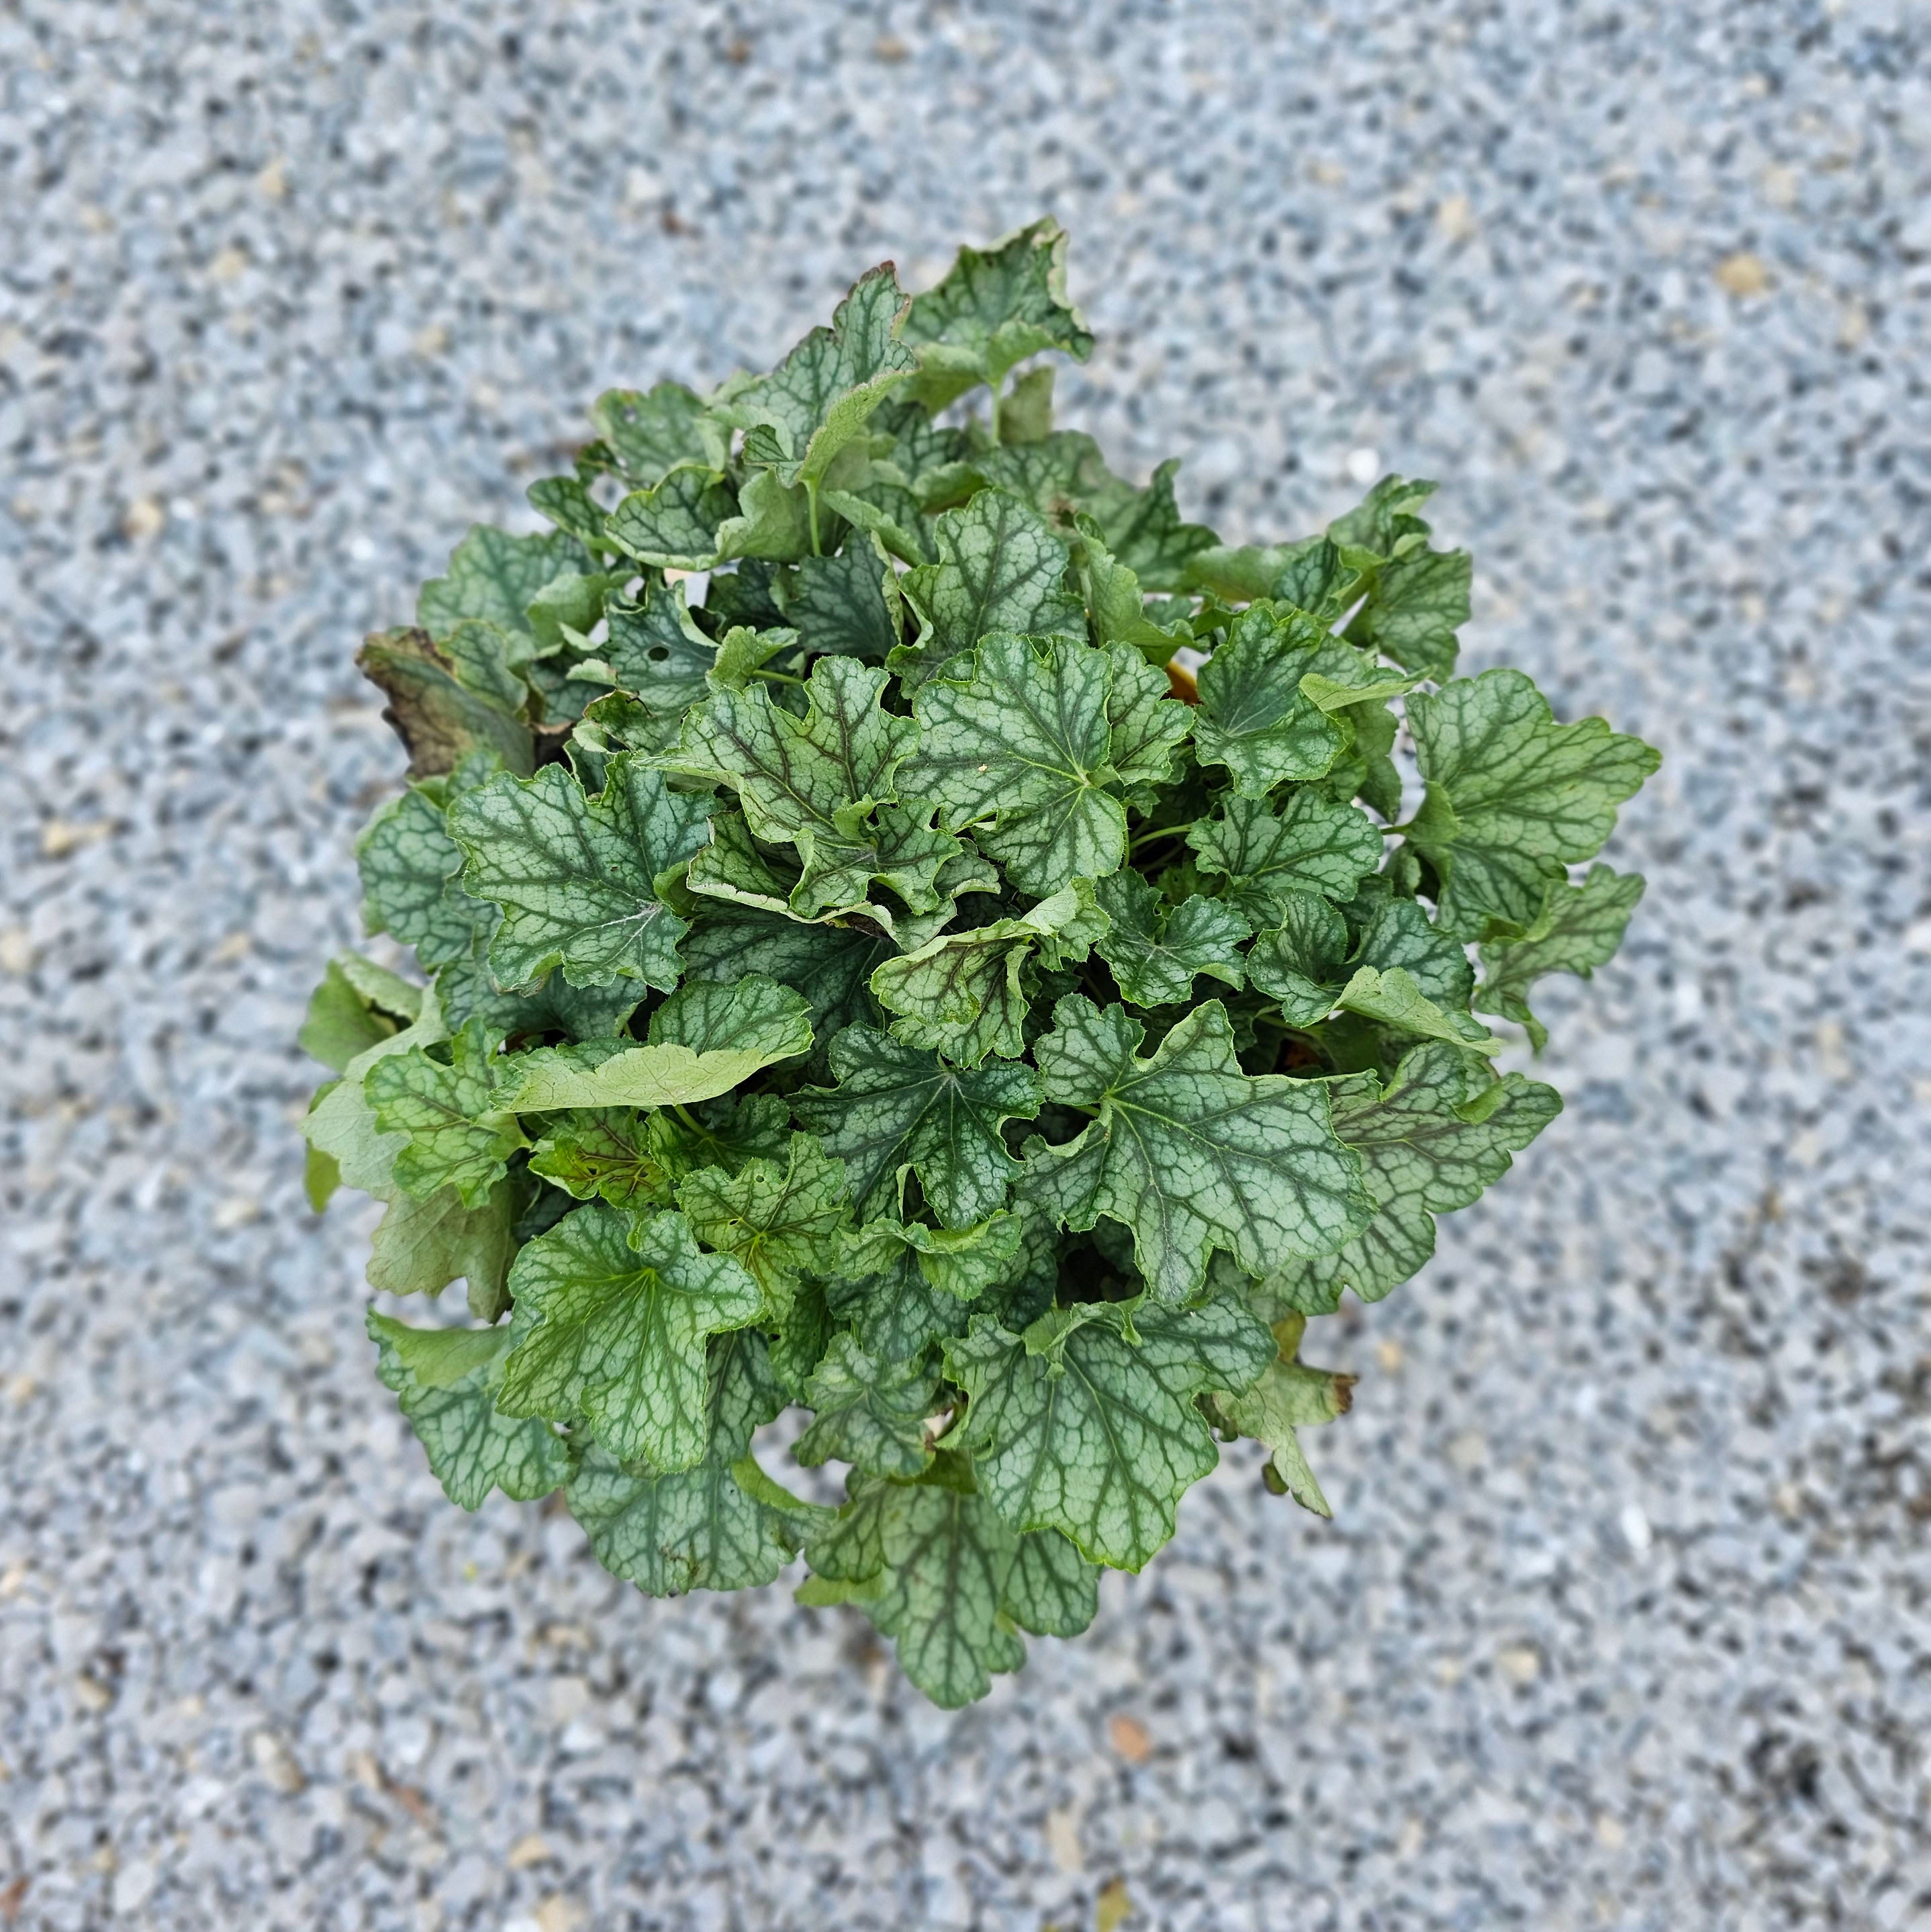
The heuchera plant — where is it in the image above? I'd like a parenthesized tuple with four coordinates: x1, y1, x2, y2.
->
(301, 222, 1659, 1707)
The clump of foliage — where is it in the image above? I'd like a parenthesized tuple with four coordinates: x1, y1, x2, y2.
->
(301, 222, 1658, 1707)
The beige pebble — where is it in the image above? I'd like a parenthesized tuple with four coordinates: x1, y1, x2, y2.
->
(1497, 1645, 1542, 1686)
(1713, 251, 1769, 297)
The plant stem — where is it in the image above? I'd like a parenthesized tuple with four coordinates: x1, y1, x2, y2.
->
(807, 482, 822, 556)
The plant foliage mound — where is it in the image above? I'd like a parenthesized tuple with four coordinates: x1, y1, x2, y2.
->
(302, 221, 1658, 1707)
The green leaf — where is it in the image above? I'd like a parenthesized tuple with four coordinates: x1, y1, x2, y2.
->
(1349, 547, 1471, 680)
(367, 1016, 530, 1205)
(1406, 669, 1660, 939)
(417, 524, 591, 636)
(1092, 869, 1249, 1007)
(368, 1313, 571, 1511)
(660, 655, 958, 922)
(449, 753, 714, 991)
(432, 954, 643, 1043)
(1349, 895, 1476, 1007)
(498, 1203, 763, 1469)
(367, 1183, 517, 1318)
(1248, 896, 1472, 1029)
(298, 953, 420, 1072)
(1184, 541, 1305, 604)
(714, 469, 816, 563)
(997, 362, 1055, 444)
(591, 382, 729, 484)
(600, 581, 720, 715)
(817, 1211, 1049, 1372)
(605, 467, 738, 569)
(791, 1026, 1041, 1228)
(653, 1093, 795, 1178)
(717, 263, 916, 490)
(1474, 864, 1646, 1050)
(303, 993, 518, 1318)
(1203, 1331, 1356, 1518)
(839, 1208, 1036, 1303)
(1333, 966, 1497, 1053)
(502, 974, 812, 1111)
(820, 483, 933, 567)
(944, 1293, 1275, 1568)
(567, 1329, 798, 1594)
(677, 1133, 852, 1318)
(1001, 1528, 1100, 1637)
(680, 808, 804, 915)
(869, 878, 1106, 1066)
(528, 1109, 672, 1211)
(970, 435, 1217, 592)
(1327, 473, 1440, 554)
(527, 473, 616, 553)
(303, 1126, 341, 1212)
(681, 903, 892, 1046)
(355, 757, 505, 972)
(777, 536, 902, 661)
(795, 1333, 942, 1478)
(706, 624, 798, 693)
(434, 617, 536, 711)
(527, 1094, 791, 1215)
(1297, 652, 1419, 715)
(896, 490, 1086, 676)
(900, 218, 1092, 410)
(802, 1461, 1026, 1708)
(822, 1235, 976, 1365)
(1082, 457, 1218, 593)
(357, 628, 535, 780)
(1192, 604, 1350, 795)
(1188, 533, 1372, 619)
(1074, 515, 1192, 668)
(1266, 1042, 1562, 1312)
(1186, 791, 1384, 926)
(1019, 997, 1371, 1303)
(908, 632, 1192, 896)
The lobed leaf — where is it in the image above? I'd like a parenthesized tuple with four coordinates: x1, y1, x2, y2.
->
(1474, 864, 1646, 1050)
(450, 754, 714, 991)
(1186, 790, 1384, 926)
(369, 1313, 571, 1511)
(498, 1203, 763, 1471)
(900, 218, 1092, 409)
(1406, 669, 1660, 939)
(503, 974, 812, 1111)
(909, 632, 1192, 895)
(944, 1293, 1275, 1569)
(566, 1330, 802, 1594)
(1266, 1042, 1561, 1312)
(791, 1026, 1041, 1229)
(1019, 997, 1372, 1303)
(869, 878, 1106, 1066)
(1093, 870, 1249, 1008)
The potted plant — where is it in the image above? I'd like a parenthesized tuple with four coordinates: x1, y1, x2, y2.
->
(301, 220, 1657, 1707)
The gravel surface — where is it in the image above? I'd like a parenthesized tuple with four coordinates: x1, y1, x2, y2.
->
(5, 3, 1930, 1927)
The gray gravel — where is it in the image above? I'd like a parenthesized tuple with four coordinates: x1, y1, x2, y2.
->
(5, 2, 1930, 1927)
